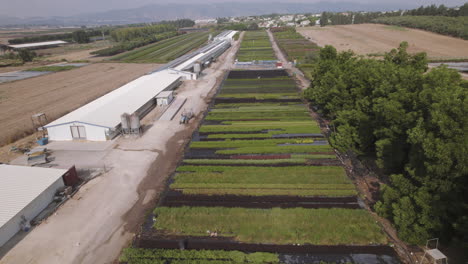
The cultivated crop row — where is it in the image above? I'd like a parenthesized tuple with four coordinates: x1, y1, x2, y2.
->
(236, 31, 276, 62)
(120, 49, 394, 262)
(112, 32, 211, 63)
(271, 27, 320, 79)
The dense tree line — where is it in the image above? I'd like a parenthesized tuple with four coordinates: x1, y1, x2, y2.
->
(320, 11, 400, 26)
(110, 24, 176, 42)
(320, 3, 468, 27)
(373, 16, 468, 40)
(123, 19, 195, 29)
(8, 29, 110, 44)
(407, 3, 468, 17)
(304, 43, 468, 246)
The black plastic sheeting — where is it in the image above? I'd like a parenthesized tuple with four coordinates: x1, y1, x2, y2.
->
(227, 69, 289, 79)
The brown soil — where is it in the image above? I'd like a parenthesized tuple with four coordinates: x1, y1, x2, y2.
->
(297, 24, 468, 60)
(0, 63, 160, 153)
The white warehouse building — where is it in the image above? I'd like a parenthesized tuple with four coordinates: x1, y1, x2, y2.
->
(0, 165, 66, 247)
(44, 70, 182, 141)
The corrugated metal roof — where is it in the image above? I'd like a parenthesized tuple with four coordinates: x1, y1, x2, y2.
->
(0, 165, 67, 228)
(8, 40, 67, 49)
(45, 70, 181, 129)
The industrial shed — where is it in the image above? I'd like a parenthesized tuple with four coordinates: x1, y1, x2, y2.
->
(44, 70, 182, 141)
(7, 40, 68, 50)
(0, 165, 66, 247)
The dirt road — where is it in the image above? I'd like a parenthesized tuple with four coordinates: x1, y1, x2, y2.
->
(298, 24, 468, 59)
(0, 38, 241, 264)
(267, 29, 310, 90)
(0, 63, 159, 148)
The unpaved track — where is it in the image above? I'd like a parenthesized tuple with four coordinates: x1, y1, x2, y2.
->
(298, 24, 468, 59)
(0, 38, 241, 264)
(0, 63, 159, 147)
(267, 29, 310, 89)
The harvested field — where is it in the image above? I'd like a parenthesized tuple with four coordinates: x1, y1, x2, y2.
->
(0, 63, 160, 147)
(297, 24, 468, 60)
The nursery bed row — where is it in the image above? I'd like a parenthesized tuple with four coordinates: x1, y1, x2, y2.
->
(237, 31, 276, 61)
(136, 238, 396, 256)
(126, 69, 395, 263)
(161, 192, 359, 209)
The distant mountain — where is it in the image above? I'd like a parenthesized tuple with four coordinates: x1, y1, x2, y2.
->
(0, 2, 418, 26)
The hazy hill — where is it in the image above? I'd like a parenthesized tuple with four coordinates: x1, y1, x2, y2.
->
(0, 2, 417, 26)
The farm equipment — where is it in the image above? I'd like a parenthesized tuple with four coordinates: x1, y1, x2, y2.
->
(180, 109, 194, 124)
(26, 148, 50, 166)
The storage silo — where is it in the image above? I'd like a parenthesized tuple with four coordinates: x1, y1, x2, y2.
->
(120, 113, 130, 134)
(130, 113, 141, 135)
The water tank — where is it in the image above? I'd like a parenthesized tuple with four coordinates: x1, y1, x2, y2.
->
(193, 63, 201, 74)
(121, 113, 130, 133)
(130, 113, 141, 134)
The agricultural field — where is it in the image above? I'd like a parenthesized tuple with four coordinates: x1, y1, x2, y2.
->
(236, 31, 276, 62)
(297, 24, 468, 60)
(122, 69, 396, 263)
(0, 63, 160, 150)
(111, 32, 211, 63)
(271, 28, 320, 64)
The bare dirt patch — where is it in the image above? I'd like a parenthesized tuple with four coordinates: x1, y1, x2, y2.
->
(298, 24, 468, 60)
(0, 63, 160, 150)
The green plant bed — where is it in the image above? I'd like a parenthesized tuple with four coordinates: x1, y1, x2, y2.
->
(216, 144, 332, 154)
(112, 32, 211, 63)
(153, 207, 388, 245)
(213, 102, 302, 108)
(176, 188, 357, 197)
(218, 93, 300, 100)
(27, 65, 78, 72)
(173, 166, 351, 197)
(120, 248, 279, 264)
(210, 104, 306, 112)
(190, 138, 318, 149)
(199, 121, 321, 134)
(174, 166, 350, 186)
(205, 111, 310, 121)
(183, 158, 308, 165)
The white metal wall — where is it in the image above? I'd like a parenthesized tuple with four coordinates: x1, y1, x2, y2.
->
(0, 177, 65, 247)
(47, 123, 109, 141)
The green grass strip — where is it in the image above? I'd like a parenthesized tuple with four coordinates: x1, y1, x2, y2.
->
(153, 207, 388, 245)
(27, 65, 78, 72)
(120, 248, 279, 264)
(216, 145, 332, 154)
(175, 166, 349, 185)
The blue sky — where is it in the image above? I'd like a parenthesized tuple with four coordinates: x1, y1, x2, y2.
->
(1, 0, 466, 17)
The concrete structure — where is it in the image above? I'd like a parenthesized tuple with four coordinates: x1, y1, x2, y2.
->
(0, 165, 66, 247)
(7, 40, 67, 50)
(156, 91, 174, 106)
(44, 70, 182, 141)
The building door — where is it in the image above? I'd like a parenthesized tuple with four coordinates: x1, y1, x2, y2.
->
(70, 126, 86, 139)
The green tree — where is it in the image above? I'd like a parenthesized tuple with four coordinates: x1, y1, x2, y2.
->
(17, 49, 36, 62)
(72, 30, 90, 43)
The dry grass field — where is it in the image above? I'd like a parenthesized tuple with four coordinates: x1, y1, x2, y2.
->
(0, 62, 160, 146)
(297, 24, 468, 60)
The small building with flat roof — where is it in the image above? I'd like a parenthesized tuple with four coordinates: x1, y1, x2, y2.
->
(0, 165, 67, 247)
